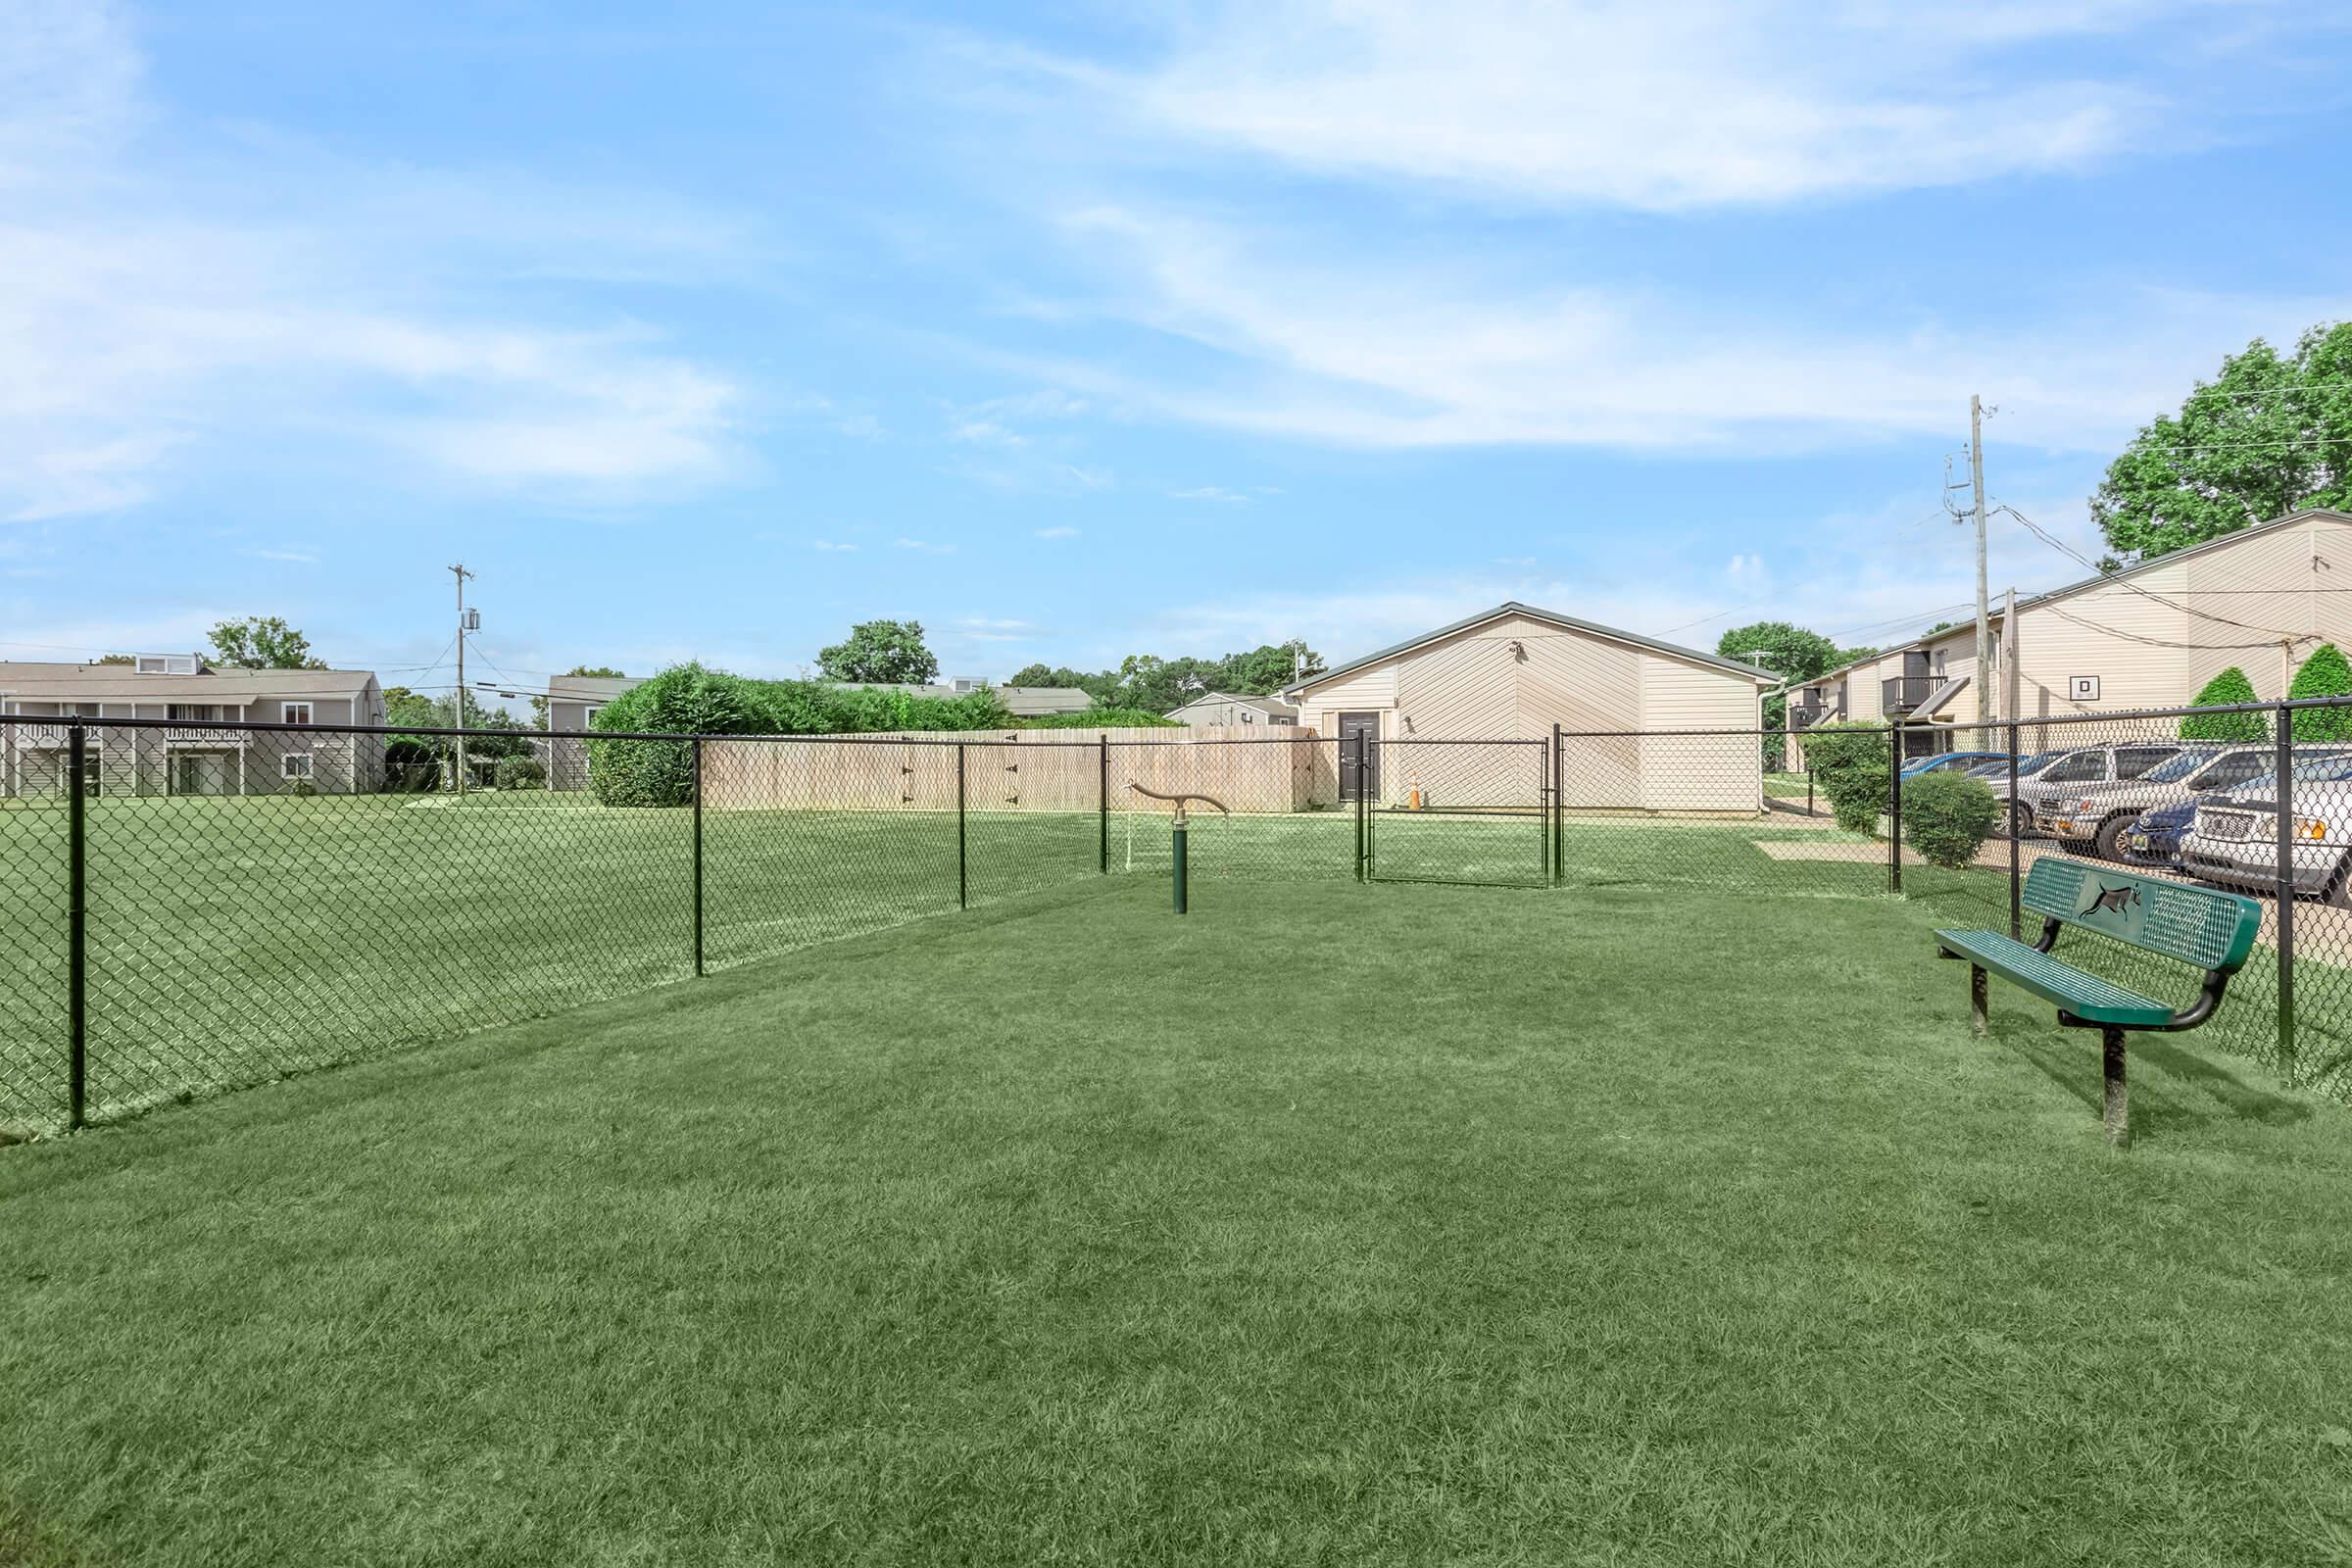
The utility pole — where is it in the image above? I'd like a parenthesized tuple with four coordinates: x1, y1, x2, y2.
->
(2004, 586, 2019, 731)
(451, 564, 475, 797)
(1971, 396, 1992, 743)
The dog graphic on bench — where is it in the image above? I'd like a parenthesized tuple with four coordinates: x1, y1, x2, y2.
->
(2082, 882, 2142, 919)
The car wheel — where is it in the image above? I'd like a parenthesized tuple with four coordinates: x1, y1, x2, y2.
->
(2009, 801, 2033, 839)
(2093, 815, 2133, 862)
(2325, 861, 2352, 908)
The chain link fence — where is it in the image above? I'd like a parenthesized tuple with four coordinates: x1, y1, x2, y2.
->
(10, 700, 2352, 1134)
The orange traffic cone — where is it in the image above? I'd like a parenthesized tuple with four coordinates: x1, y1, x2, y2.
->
(1407, 769, 1424, 810)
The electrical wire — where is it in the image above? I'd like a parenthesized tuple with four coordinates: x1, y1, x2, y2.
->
(1995, 504, 2309, 637)
(2039, 603, 2290, 652)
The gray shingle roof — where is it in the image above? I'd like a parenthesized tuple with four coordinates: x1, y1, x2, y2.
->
(0, 661, 378, 702)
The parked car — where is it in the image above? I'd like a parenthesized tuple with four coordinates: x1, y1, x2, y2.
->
(1899, 751, 2006, 780)
(2008, 742, 2187, 839)
(2181, 757, 2352, 903)
(2123, 795, 2198, 869)
(2045, 744, 2352, 859)
(2034, 746, 2222, 857)
(1961, 750, 2068, 835)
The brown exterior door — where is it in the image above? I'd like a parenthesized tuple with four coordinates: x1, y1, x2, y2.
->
(1338, 712, 1379, 801)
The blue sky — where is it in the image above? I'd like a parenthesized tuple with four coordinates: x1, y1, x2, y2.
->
(5, 1, 2350, 710)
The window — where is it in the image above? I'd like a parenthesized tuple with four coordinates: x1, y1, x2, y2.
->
(281, 754, 314, 781)
(168, 704, 220, 722)
(71, 702, 101, 718)
(2192, 755, 2268, 792)
(582, 706, 602, 727)
(2116, 747, 2179, 779)
(281, 702, 313, 726)
(2042, 754, 2103, 783)
(1241, 710, 1256, 723)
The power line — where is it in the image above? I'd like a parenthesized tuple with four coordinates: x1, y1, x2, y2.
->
(1994, 503, 2306, 637)
(2039, 603, 2286, 653)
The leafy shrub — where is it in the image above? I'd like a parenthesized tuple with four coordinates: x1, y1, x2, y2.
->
(1018, 708, 1183, 729)
(496, 755, 547, 790)
(1802, 722, 1894, 834)
(1902, 769, 2000, 870)
(589, 664, 1015, 807)
(381, 738, 440, 794)
(2180, 666, 2267, 741)
(2290, 643, 2352, 741)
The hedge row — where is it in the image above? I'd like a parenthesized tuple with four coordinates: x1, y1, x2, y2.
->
(587, 665, 1021, 807)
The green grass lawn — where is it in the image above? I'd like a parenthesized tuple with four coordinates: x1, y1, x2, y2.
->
(8, 871, 2352, 1565)
(0, 794, 1629, 1132)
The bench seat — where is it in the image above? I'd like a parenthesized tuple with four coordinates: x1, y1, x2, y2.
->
(1933, 928, 2175, 1027)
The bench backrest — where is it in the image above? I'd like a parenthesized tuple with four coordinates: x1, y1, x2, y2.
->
(2022, 858, 2262, 975)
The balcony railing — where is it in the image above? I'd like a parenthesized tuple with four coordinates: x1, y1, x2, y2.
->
(1790, 704, 1842, 730)
(1881, 676, 1935, 713)
(4, 723, 83, 749)
(162, 726, 252, 747)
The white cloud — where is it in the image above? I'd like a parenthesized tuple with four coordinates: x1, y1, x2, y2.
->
(0, 5, 751, 518)
(244, 547, 318, 564)
(1047, 208, 2352, 454)
(895, 537, 956, 554)
(955, 615, 1035, 643)
(1034, 1, 2229, 212)
(1034, 525, 1080, 539)
(811, 539, 859, 552)
(1171, 486, 1251, 505)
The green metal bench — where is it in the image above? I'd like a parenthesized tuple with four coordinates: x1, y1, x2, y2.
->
(1935, 858, 2262, 1146)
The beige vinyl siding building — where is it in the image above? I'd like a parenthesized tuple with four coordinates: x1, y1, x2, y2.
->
(544, 674, 642, 791)
(1284, 603, 1772, 813)
(1164, 691, 1300, 727)
(1793, 508, 2352, 760)
(0, 659, 385, 797)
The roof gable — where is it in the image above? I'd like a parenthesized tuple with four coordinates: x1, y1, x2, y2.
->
(1285, 602, 1771, 697)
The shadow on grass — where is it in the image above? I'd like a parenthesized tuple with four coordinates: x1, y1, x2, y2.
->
(2002, 1026, 2310, 1139)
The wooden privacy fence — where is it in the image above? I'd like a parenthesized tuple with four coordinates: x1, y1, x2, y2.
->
(703, 727, 1339, 816)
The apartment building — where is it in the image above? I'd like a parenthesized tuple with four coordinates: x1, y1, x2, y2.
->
(0, 655, 386, 797)
(1790, 507, 2352, 759)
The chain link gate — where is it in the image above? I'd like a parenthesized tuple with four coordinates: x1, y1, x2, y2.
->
(1357, 738, 1551, 888)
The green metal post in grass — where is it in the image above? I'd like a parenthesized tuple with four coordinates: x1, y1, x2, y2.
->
(1173, 817, 1188, 913)
(692, 736, 705, 978)
(1551, 723, 1564, 886)
(2007, 720, 2022, 941)
(67, 721, 86, 1131)
(2277, 705, 2296, 1084)
(956, 743, 968, 910)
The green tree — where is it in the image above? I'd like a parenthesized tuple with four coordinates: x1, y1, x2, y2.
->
(1719, 622, 1843, 765)
(1224, 640, 1325, 694)
(208, 615, 327, 669)
(818, 620, 938, 684)
(87, 653, 133, 666)
(2092, 320, 2352, 564)
(2180, 666, 2268, 741)
(2289, 642, 2352, 741)
(1717, 622, 1840, 683)
(1835, 645, 1881, 668)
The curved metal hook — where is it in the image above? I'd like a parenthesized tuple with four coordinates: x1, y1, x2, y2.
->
(1126, 782, 1230, 826)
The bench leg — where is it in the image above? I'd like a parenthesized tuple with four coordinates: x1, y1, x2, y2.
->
(1970, 965, 1988, 1037)
(2101, 1025, 2130, 1149)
